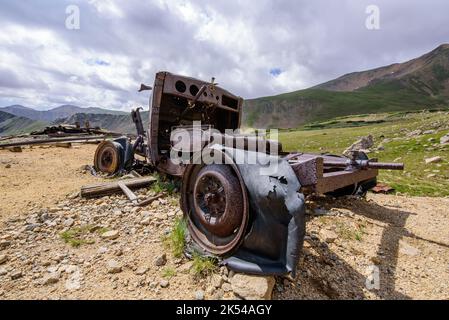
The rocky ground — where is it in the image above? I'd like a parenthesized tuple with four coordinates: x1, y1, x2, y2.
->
(0, 144, 448, 300)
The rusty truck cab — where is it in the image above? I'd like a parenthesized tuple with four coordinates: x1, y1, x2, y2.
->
(147, 72, 243, 176)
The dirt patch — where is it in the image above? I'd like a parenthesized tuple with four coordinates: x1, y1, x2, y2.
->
(0, 144, 99, 220)
(275, 194, 449, 300)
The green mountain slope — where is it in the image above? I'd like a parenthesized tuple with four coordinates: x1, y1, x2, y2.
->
(0, 105, 127, 122)
(244, 44, 449, 128)
(0, 111, 48, 136)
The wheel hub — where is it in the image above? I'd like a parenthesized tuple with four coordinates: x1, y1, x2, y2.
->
(182, 163, 249, 255)
(193, 172, 241, 237)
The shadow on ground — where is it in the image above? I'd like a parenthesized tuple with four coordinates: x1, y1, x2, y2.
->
(274, 196, 443, 299)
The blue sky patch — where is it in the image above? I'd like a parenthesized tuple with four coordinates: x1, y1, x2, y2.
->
(270, 68, 282, 77)
(86, 58, 110, 66)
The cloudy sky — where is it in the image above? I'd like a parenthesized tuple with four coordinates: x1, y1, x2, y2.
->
(0, 0, 448, 111)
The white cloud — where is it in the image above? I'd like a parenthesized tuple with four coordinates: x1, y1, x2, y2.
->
(0, 0, 448, 110)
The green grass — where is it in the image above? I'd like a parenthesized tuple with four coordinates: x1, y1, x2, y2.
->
(163, 218, 187, 258)
(191, 253, 217, 278)
(162, 267, 177, 279)
(151, 173, 178, 195)
(244, 79, 448, 129)
(335, 221, 367, 241)
(60, 225, 97, 247)
(277, 110, 449, 197)
(0, 111, 48, 136)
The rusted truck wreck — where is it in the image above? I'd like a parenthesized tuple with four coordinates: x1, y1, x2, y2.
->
(94, 72, 403, 276)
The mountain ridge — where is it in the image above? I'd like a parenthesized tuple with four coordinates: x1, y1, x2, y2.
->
(0, 110, 47, 136)
(0, 104, 127, 123)
(243, 44, 449, 128)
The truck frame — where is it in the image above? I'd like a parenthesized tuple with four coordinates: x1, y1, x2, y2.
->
(93, 71, 403, 275)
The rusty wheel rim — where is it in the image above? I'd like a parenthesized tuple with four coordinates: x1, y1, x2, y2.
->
(94, 141, 120, 174)
(193, 171, 242, 238)
(182, 163, 249, 256)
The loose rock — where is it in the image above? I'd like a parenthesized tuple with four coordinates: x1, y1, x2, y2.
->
(154, 253, 167, 267)
(160, 279, 169, 288)
(440, 134, 449, 145)
(0, 254, 8, 264)
(320, 229, 338, 243)
(230, 274, 275, 300)
(11, 271, 23, 280)
(425, 156, 442, 164)
(195, 290, 205, 300)
(135, 266, 149, 275)
(101, 230, 119, 240)
(42, 272, 60, 285)
(399, 241, 420, 256)
(107, 259, 122, 274)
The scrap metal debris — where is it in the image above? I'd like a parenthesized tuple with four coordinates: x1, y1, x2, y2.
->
(371, 183, 395, 194)
(85, 71, 404, 276)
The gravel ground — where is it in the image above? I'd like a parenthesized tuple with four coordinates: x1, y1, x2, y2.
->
(0, 144, 448, 300)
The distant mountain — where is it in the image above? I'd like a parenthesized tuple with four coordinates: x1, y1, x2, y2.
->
(244, 44, 449, 128)
(0, 111, 47, 136)
(0, 105, 127, 123)
(56, 112, 148, 135)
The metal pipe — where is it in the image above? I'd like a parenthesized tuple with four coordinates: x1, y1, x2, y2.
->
(323, 160, 404, 170)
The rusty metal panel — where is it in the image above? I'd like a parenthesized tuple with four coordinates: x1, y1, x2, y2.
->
(148, 72, 166, 165)
(289, 156, 323, 186)
(316, 168, 378, 194)
(162, 72, 242, 111)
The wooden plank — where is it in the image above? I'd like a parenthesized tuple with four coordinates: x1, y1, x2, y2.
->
(137, 192, 166, 207)
(0, 135, 107, 148)
(80, 177, 156, 198)
(118, 181, 138, 204)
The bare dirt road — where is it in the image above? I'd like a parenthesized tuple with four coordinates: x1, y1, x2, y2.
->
(0, 144, 448, 300)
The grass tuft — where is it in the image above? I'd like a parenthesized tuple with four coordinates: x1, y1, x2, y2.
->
(60, 225, 96, 247)
(151, 173, 178, 195)
(191, 253, 217, 278)
(162, 267, 177, 279)
(163, 218, 187, 258)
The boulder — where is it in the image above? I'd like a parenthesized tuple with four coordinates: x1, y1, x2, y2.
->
(230, 274, 275, 300)
(343, 135, 374, 157)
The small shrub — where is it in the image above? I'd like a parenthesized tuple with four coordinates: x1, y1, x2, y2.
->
(191, 253, 217, 278)
(162, 267, 176, 279)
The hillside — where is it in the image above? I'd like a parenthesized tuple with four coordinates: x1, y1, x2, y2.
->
(0, 111, 47, 136)
(244, 44, 449, 128)
(0, 105, 127, 123)
(56, 112, 149, 135)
